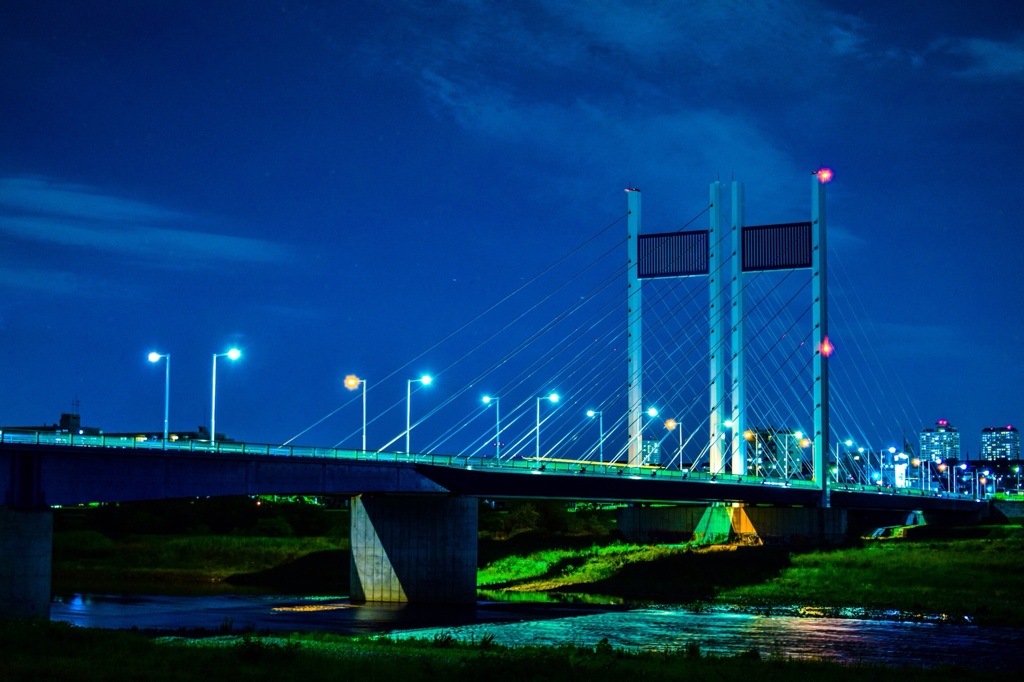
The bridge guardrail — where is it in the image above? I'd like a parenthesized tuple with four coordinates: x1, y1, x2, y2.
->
(0, 429, 977, 502)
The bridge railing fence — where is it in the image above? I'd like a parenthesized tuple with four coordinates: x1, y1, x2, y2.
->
(0, 429, 977, 501)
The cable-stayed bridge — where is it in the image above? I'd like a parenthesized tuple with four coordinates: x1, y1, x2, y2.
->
(1, 172, 986, 618)
(304, 172, 940, 503)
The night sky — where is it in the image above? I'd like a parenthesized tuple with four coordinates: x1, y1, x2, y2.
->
(2, 1, 1023, 460)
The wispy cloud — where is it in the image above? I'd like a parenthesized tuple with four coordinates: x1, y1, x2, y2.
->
(418, 67, 802, 202)
(0, 177, 291, 266)
(382, 2, 850, 208)
(0, 258, 130, 299)
(942, 35, 1024, 80)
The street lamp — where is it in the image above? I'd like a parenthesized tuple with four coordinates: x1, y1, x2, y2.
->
(744, 430, 761, 478)
(147, 351, 170, 442)
(482, 396, 500, 458)
(664, 418, 682, 469)
(344, 375, 367, 451)
(938, 462, 949, 493)
(211, 348, 241, 442)
(586, 410, 604, 462)
(798, 435, 812, 481)
(881, 446, 896, 488)
(406, 375, 432, 454)
(642, 408, 658, 466)
(535, 392, 559, 462)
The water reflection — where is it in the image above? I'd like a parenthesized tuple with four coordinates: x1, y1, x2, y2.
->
(396, 607, 1019, 670)
(51, 593, 1018, 671)
(51, 593, 605, 635)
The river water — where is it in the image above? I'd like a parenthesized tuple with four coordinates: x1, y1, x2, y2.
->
(51, 593, 1020, 670)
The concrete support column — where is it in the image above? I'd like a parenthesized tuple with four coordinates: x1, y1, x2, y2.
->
(0, 508, 53, 619)
(350, 495, 478, 605)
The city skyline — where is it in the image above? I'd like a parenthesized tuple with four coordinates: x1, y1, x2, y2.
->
(2, 2, 1023, 452)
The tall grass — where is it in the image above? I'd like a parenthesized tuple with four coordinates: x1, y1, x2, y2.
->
(53, 531, 344, 584)
(478, 543, 686, 590)
(720, 536, 1024, 624)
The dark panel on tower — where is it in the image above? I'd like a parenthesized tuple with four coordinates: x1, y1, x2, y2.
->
(742, 222, 813, 272)
(638, 230, 709, 279)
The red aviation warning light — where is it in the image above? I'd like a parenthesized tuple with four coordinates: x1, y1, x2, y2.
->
(819, 335, 834, 357)
(815, 167, 834, 183)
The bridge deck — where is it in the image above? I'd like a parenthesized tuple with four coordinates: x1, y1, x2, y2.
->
(0, 432, 984, 512)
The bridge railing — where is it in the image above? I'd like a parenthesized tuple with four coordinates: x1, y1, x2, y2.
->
(0, 429, 977, 501)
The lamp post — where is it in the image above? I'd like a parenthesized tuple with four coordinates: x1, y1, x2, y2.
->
(938, 462, 949, 493)
(643, 408, 658, 466)
(839, 438, 854, 483)
(882, 446, 896, 488)
(482, 396, 500, 458)
(744, 430, 760, 477)
(535, 392, 559, 461)
(586, 410, 604, 462)
(406, 375, 432, 454)
(147, 351, 170, 442)
(797, 434, 813, 481)
(664, 418, 682, 469)
(344, 375, 367, 451)
(211, 348, 241, 442)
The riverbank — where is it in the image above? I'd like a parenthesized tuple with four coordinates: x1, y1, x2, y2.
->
(27, 506, 1024, 679)
(475, 525, 1024, 626)
(52, 518, 1024, 626)
(3, 618, 1017, 682)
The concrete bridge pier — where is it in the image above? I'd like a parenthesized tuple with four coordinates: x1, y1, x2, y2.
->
(0, 508, 52, 619)
(349, 494, 478, 604)
(1, 451, 52, 619)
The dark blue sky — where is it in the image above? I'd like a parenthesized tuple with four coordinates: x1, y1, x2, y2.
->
(2, 1, 1022, 458)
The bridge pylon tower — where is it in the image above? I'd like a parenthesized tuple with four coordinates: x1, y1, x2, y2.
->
(627, 171, 831, 506)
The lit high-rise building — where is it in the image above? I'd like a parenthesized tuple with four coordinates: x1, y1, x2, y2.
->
(980, 425, 1020, 460)
(641, 439, 661, 466)
(919, 419, 960, 463)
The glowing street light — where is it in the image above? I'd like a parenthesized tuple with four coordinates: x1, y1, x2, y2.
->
(744, 429, 762, 478)
(345, 375, 367, 451)
(482, 395, 500, 458)
(211, 348, 241, 442)
(586, 410, 604, 461)
(664, 418, 682, 468)
(147, 351, 170, 442)
(406, 375, 432, 453)
(535, 392, 559, 462)
(639, 407, 658, 467)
